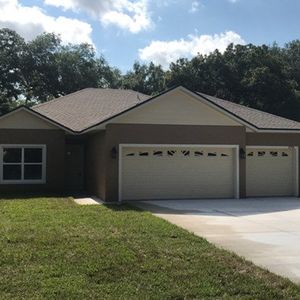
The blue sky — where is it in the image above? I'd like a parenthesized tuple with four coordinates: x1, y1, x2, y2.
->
(1, 0, 300, 71)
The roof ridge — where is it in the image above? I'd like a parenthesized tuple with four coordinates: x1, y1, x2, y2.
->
(33, 88, 94, 109)
(33, 88, 150, 110)
(197, 92, 300, 126)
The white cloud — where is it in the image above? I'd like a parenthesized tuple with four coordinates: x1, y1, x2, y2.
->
(44, 0, 77, 10)
(139, 31, 246, 69)
(0, 0, 93, 44)
(44, 0, 152, 33)
(189, 1, 201, 13)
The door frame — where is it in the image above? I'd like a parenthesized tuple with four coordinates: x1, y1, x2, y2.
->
(246, 146, 299, 197)
(118, 144, 240, 202)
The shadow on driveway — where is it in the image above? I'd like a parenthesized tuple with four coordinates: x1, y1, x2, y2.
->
(129, 198, 300, 217)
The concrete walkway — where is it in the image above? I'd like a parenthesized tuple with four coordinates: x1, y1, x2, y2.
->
(133, 198, 300, 283)
(73, 196, 103, 205)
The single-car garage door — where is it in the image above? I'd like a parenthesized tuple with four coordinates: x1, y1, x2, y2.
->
(120, 145, 238, 201)
(246, 147, 298, 197)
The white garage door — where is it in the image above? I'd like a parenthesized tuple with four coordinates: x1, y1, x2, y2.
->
(246, 147, 298, 197)
(120, 146, 238, 201)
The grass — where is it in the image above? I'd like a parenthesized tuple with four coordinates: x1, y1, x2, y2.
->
(0, 197, 300, 299)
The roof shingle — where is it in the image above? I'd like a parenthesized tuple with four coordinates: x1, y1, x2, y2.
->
(32, 87, 300, 132)
(33, 88, 150, 132)
(197, 92, 300, 130)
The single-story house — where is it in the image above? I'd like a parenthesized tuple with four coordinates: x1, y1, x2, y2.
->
(0, 85, 299, 202)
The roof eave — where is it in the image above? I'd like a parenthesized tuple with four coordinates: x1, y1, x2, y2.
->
(255, 128, 300, 133)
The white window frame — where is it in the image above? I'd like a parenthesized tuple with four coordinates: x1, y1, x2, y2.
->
(0, 144, 46, 184)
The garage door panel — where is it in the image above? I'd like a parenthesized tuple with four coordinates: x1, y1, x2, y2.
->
(121, 146, 235, 200)
(246, 148, 296, 197)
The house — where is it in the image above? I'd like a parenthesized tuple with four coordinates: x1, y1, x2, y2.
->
(0, 85, 299, 202)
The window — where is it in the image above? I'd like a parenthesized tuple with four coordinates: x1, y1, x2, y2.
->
(139, 151, 149, 156)
(194, 151, 203, 157)
(181, 150, 190, 157)
(258, 151, 266, 157)
(208, 152, 217, 157)
(153, 150, 163, 157)
(270, 151, 278, 157)
(0, 145, 46, 184)
(167, 150, 176, 157)
(126, 152, 135, 157)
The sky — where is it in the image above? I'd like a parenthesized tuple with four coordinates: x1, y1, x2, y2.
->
(0, 0, 300, 72)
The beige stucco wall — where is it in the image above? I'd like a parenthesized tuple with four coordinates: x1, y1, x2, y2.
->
(115, 90, 241, 127)
(246, 132, 300, 147)
(0, 110, 57, 130)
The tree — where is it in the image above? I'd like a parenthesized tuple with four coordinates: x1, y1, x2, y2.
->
(0, 28, 25, 113)
(22, 33, 61, 104)
(122, 62, 166, 95)
(0, 30, 123, 113)
(283, 40, 300, 91)
(166, 43, 300, 120)
(55, 43, 118, 96)
(24, 35, 122, 103)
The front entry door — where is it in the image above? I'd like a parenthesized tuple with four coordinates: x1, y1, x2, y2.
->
(65, 144, 85, 191)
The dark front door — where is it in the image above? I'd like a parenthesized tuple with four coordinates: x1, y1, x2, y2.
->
(65, 144, 85, 191)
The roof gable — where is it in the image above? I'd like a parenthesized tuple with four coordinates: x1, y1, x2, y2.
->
(0, 107, 58, 130)
(112, 88, 242, 127)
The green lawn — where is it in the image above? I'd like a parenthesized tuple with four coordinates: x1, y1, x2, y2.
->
(0, 198, 300, 299)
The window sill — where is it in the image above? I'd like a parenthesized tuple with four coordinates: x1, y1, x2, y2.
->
(0, 180, 46, 185)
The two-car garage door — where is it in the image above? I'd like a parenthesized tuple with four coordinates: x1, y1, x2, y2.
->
(120, 146, 238, 201)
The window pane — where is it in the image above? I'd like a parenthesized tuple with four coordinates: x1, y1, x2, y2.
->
(3, 165, 21, 180)
(24, 165, 42, 180)
(3, 148, 22, 163)
(24, 148, 43, 163)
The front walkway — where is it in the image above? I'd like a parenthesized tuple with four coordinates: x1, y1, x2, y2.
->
(133, 198, 300, 283)
(73, 196, 103, 205)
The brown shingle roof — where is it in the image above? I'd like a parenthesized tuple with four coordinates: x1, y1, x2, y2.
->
(33, 88, 150, 132)
(32, 86, 300, 132)
(197, 92, 300, 130)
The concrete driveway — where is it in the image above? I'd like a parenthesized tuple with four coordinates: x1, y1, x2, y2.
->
(133, 198, 300, 283)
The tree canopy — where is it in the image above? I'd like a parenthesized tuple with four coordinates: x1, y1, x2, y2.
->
(0, 29, 121, 113)
(1, 28, 300, 121)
